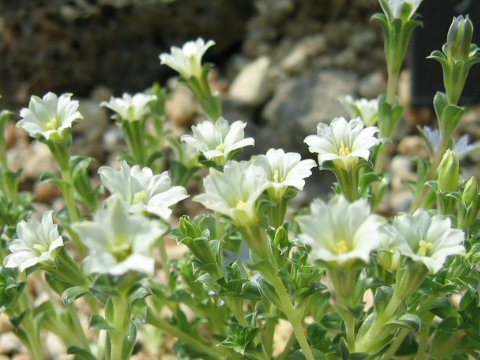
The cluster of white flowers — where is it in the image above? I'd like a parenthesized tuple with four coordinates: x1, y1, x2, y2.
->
(101, 93, 157, 122)
(73, 199, 167, 275)
(341, 96, 379, 127)
(99, 161, 188, 220)
(305, 117, 379, 169)
(296, 197, 465, 273)
(18, 92, 83, 141)
(181, 118, 254, 164)
(388, 209, 465, 273)
(297, 196, 386, 268)
(4, 211, 64, 272)
(194, 161, 268, 226)
(255, 148, 316, 199)
(159, 38, 215, 80)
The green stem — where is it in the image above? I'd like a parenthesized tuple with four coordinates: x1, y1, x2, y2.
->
(410, 136, 450, 211)
(22, 313, 45, 360)
(262, 304, 276, 358)
(355, 292, 402, 352)
(343, 311, 356, 352)
(264, 272, 315, 360)
(225, 297, 248, 327)
(386, 70, 400, 105)
(146, 309, 223, 358)
(67, 304, 90, 349)
(415, 312, 434, 360)
(158, 236, 170, 284)
(108, 293, 131, 360)
(380, 328, 409, 360)
(123, 120, 147, 166)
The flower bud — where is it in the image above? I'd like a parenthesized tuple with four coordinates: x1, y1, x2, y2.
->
(447, 15, 474, 62)
(462, 176, 479, 207)
(437, 150, 459, 193)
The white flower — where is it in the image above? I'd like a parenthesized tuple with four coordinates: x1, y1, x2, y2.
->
(159, 38, 215, 79)
(18, 92, 83, 141)
(297, 196, 385, 268)
(101, 93, 157, 122)
(73, 198, 167, 276)
(390, 209, 465, 273)
(4, 211, 64, 272)
(381, 0, 422, 20)
(194, 161, 269, 226)
(98, 161, 188, 220)
(181, 118, 254, 164)
(254, 148, 316, 199)
(422, 126, 478, 159)
(304, 117, 379, 168)
(341, 96, 379, 126)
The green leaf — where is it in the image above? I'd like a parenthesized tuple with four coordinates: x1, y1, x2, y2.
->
(67, 346, 97, 360)
(289, 349, 328, 360)
(129, 285, 153, 306)
(89, 314, 114, 330)
(374, 286, 393, 313)
(121, 321, 137, 359)
(386, 313, 421, 332)
(62, 286, 89, 306)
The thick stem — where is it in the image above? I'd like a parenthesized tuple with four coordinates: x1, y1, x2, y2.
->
(355, 292, 402, 352)
(109, 294, 131, 360)
(264, 272, 315, 360)
(123, 120, 147, 166)
(415, 312, 434, 360)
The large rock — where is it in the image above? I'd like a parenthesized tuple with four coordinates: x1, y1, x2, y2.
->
(229, 56, 272, 107)
(261, 70, 357, 152)
(0, 0, 255, 107)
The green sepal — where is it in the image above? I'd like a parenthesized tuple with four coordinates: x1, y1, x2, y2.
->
(385, 313, 421, 332)
(62, 286, 90, 306)
(128, 285, 153, 306)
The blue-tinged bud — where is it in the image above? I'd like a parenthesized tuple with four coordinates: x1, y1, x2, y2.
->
(447, 15, 474, 61)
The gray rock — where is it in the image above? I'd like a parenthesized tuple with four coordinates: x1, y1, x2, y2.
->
(255, 0, 295, 24)
(229, 56, 272, 107)
(165, 83, 197, 127)
(358, 71, 386, 98)
(261, 70, 357, 152)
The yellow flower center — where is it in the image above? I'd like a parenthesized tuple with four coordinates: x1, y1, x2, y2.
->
(236, 200, 247, 210)
(332, 240, 351, 255)
(338, 140, 352, 156)
(216, 143, 226, 152)
(273, 170, 284, 183)
(132, 191, 148, 204)
(45, 117, 61, 130)
(109, 239, 132, 262)
(417, 240, 433, 256)
(33, 244, 47, 254)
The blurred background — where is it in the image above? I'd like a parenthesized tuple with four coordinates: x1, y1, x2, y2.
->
(1, 0, 480, 213)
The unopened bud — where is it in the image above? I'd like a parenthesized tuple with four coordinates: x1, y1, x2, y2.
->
(437, 150, 459, 192)
(447, 15, 474, 62)
(462, 176, 479, 207)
